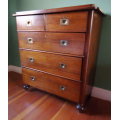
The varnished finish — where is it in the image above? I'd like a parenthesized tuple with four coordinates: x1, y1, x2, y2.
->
(9, 72, 111, 120)
(45, 11, 88, 32)
(20, 50, 82, 81)
(22, 68, 81, 102)
(13, 4, 104, 110)
(80, 10, 103, 105)
(16, 15, 45, 31)
(18, 32, 85, 56)
(13, 4, 104, 16)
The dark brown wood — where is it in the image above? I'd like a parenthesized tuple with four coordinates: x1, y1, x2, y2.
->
(80, 10, 103, 106)
(16, 15, 45, 31)
(20, 50, 82, 81)
(22, 68, 81, 102)
(45, 11, 88, 32)
(9, 72, 111, 120)
(18, 32, 85, 56)
(13, 4, 104, 16)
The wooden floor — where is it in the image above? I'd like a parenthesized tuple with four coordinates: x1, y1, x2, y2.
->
(8, 72, 111, 120)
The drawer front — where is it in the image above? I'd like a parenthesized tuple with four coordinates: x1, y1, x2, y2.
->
(22, 68, 80, 102)
(20, 50, 82, 81)
(45, 11, 88, 32)
(16, 15, 45, 31)
(18, 32, 85, 56)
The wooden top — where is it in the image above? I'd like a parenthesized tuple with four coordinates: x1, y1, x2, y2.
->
(13, 4, 104, 16)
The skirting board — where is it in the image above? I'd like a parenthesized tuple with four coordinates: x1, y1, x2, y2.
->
(8, 65, 111, 101)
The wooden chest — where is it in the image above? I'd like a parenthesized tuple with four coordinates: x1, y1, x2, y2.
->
(13, 4, 104, 112)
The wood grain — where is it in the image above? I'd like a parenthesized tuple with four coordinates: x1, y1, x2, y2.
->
(22, 68, 81, 102)
(20, 50, 82, 81)
(13, 4, 104, 110)
(16, 15, 45, 31)
(80, 11, 103, 105)
(45, 11, 88, 32)
(18, 32, 85, 56)
(9, 72, 111, 120)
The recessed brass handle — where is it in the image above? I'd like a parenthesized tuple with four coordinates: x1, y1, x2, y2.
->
(27, 20, 32, 26)
(30, 76, 35, 81)
(60, 85, 66, 91)
(27, 38, 33, 44)
(60, 40, 68, 46)
(28, 57, 34, 63)
(60, 18, 69, 25)
(60, 63, 66, 69)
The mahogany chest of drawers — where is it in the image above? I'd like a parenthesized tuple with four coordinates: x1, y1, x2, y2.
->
(13, 4, 104, 112)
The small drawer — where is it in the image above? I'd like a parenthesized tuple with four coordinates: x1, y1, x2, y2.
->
(20, 50, 82, 81)
(45, 11, 88, 32)
(16, 15, 45, 31)
(18, 32, 85, 56)
(22, 68, 81, 102)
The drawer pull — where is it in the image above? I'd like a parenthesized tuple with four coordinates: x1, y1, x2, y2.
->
(60, 63, 66, 69)
(60, 18, 69, 25)
(60, 40, 68, 46)
(27, 20, 32, 26)
(27, 38, 33, 44)
(30, 76, 35, 81)
(28, 57, 34, 63)
(60, 85, 66, 91)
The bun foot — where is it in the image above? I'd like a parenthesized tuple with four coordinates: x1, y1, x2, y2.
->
(23, 84, 30, 90)
(76, 104, 85, 113)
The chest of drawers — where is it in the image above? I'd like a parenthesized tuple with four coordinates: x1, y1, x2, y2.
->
(13, 4, 104, 112)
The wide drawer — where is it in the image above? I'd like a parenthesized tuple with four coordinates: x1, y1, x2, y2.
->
(20, 50, 82, 81)
(45, 11, 88, 32)
(16, 15, 45, 31)
(18, 32, 85, 56)
(22, 68, 80, 102)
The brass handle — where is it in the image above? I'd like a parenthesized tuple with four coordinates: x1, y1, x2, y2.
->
(60, 63, 66, 69)
(60, 18, 69, 25)
(30, 76, 35, 81)
(28, 57, 34, 63)
(60, 40, 68, 46)
(27, 20, 32, 26)
(60, 85, 66, 91)
(27, 38, 33, 44)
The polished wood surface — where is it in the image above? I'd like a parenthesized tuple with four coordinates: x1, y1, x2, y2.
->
(80, 10, 103, 105)
(18, 32, 85, 56)
(16, 15, 45, 31)
(20, 50, 82, 81)
(45, 11, 88, 32)
(13, 4, 104, 16)
(22, 68, 81, 102)
(14, 5, 104, 110)
(9, 72, 111, 120)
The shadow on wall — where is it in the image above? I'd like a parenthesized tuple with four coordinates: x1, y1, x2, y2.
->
(94, 15, 111, 90)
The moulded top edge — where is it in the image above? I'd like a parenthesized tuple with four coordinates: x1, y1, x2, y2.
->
(13, 4, 104, 17)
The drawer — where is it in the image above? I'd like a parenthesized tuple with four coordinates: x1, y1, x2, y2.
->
(45, 11, 88, 32)
(22, 68, 80, 102)
(20, 50, 82, 81)
(16, 15, 45, 31)
(18, 32, 85, 56)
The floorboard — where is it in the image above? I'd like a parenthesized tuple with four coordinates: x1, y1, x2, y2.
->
(8, 72, 111, 120)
